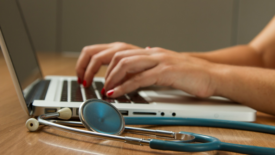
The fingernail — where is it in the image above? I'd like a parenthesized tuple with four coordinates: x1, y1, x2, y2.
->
(83, 80, 87, 87)
(106, 89, 114, 97)
(77, 77, 82, 84)
(145, 46, 151, 49)
(101, 88, 105, 96)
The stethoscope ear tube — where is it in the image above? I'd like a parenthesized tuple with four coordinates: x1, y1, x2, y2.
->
(124, 117, 275, 134)
(150, 132, 221, 152)
(220, 142, 275, 155)
(149, 131, 275, 154)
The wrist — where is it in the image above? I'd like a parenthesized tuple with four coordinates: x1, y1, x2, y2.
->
(207, 63, 231, 97)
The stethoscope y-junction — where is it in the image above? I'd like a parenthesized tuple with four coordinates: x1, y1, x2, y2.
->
(26, 99, 275, 154)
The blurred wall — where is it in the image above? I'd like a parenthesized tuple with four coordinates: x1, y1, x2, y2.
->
(19, 0, 275, 52)
(237, 0, 275, 44)
(19, 0, 57, 52)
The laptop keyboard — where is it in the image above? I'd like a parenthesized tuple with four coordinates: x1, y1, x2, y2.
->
(61, 80, 148, 104)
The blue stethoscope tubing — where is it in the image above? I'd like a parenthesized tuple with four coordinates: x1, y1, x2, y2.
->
(125, 117, 275, 154)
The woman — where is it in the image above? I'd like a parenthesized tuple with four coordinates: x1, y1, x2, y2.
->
(76, 16, 275, 115)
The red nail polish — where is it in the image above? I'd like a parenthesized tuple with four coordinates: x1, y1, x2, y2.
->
(101, 88, 105, 96)
(83, 80, 87, 87)
(107, 90, 114, 97)
(77, 77, 82, 84)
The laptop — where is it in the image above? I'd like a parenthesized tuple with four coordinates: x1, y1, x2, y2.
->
(0, 0, 256, 122)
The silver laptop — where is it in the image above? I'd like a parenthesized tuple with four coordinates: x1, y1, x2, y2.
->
(0, 0, 256, 122)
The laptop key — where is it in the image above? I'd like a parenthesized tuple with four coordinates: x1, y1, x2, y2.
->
(85, 86, 98, 99)
(127, 91, 148, 104)
(95, 81, 104, 91)
(60, 80, 68, 101)
(116, 95, 131, 103)
(71, 81, 83, 102)
(101, 96, 116, 103)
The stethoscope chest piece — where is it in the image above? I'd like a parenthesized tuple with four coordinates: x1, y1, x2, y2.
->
(79, 99, 125, 135)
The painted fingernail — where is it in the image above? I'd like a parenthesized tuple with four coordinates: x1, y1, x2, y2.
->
(106, 89, 114, 97)
(101, 88, 105, 96)
(77, 77, 82, 84)
(83, 80, 87, 87)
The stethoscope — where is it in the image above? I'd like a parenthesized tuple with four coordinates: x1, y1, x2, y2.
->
(26, 99, 275, 154)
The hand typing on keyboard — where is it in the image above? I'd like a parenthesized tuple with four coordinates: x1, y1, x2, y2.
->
(75, 42, 141, 88)
(103, 47, 215, 98)
(76, 42, 216, 99)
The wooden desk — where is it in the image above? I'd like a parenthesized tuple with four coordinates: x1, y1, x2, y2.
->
(1, 52, 275, 155)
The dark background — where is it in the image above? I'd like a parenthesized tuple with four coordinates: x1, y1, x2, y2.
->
(9, 0, 275, 53)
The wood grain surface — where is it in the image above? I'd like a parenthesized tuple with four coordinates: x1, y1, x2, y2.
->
(1, 52, 275, 155)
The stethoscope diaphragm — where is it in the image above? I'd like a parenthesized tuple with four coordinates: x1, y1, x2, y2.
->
(79, 99, 125, 135)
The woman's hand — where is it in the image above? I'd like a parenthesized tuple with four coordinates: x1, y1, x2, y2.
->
(104, 47, 218, 98)
(75, 42, 141, 87)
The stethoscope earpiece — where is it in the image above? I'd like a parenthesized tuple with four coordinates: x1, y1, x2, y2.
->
(26, 118, 39, 131)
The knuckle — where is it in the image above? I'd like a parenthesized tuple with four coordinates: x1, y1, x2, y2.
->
(82, 44, 101, 55)
(91, 55, 98, 62)
(92, 54, 103, 62)
(113, 42, 128, 49)
(112, 41, 123, 44)
(119, 58, 130, 67)
(113, 41, 126, 46)
(81, 46, 90, 54)
(155, 53, 166, 61)
(90, 56, 99, 66)
(113, 52, 123, 62)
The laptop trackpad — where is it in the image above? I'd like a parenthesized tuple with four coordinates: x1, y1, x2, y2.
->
(140, 89, 237, 105)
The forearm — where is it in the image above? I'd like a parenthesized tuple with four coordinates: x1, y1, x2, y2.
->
(185, 45, 264, 67)
(212, 64, 275, 115)
(187, 16, 275, 69)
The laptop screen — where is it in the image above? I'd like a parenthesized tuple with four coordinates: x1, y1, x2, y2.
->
(0, 0, 43, 91)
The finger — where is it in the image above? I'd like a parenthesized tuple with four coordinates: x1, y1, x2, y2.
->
(83, 48, 120, 87)
(76, 44, 109, 81)
(105, 49, 151, 80)
(106, 68, 158, 98)
(104, 55, 158, 91)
